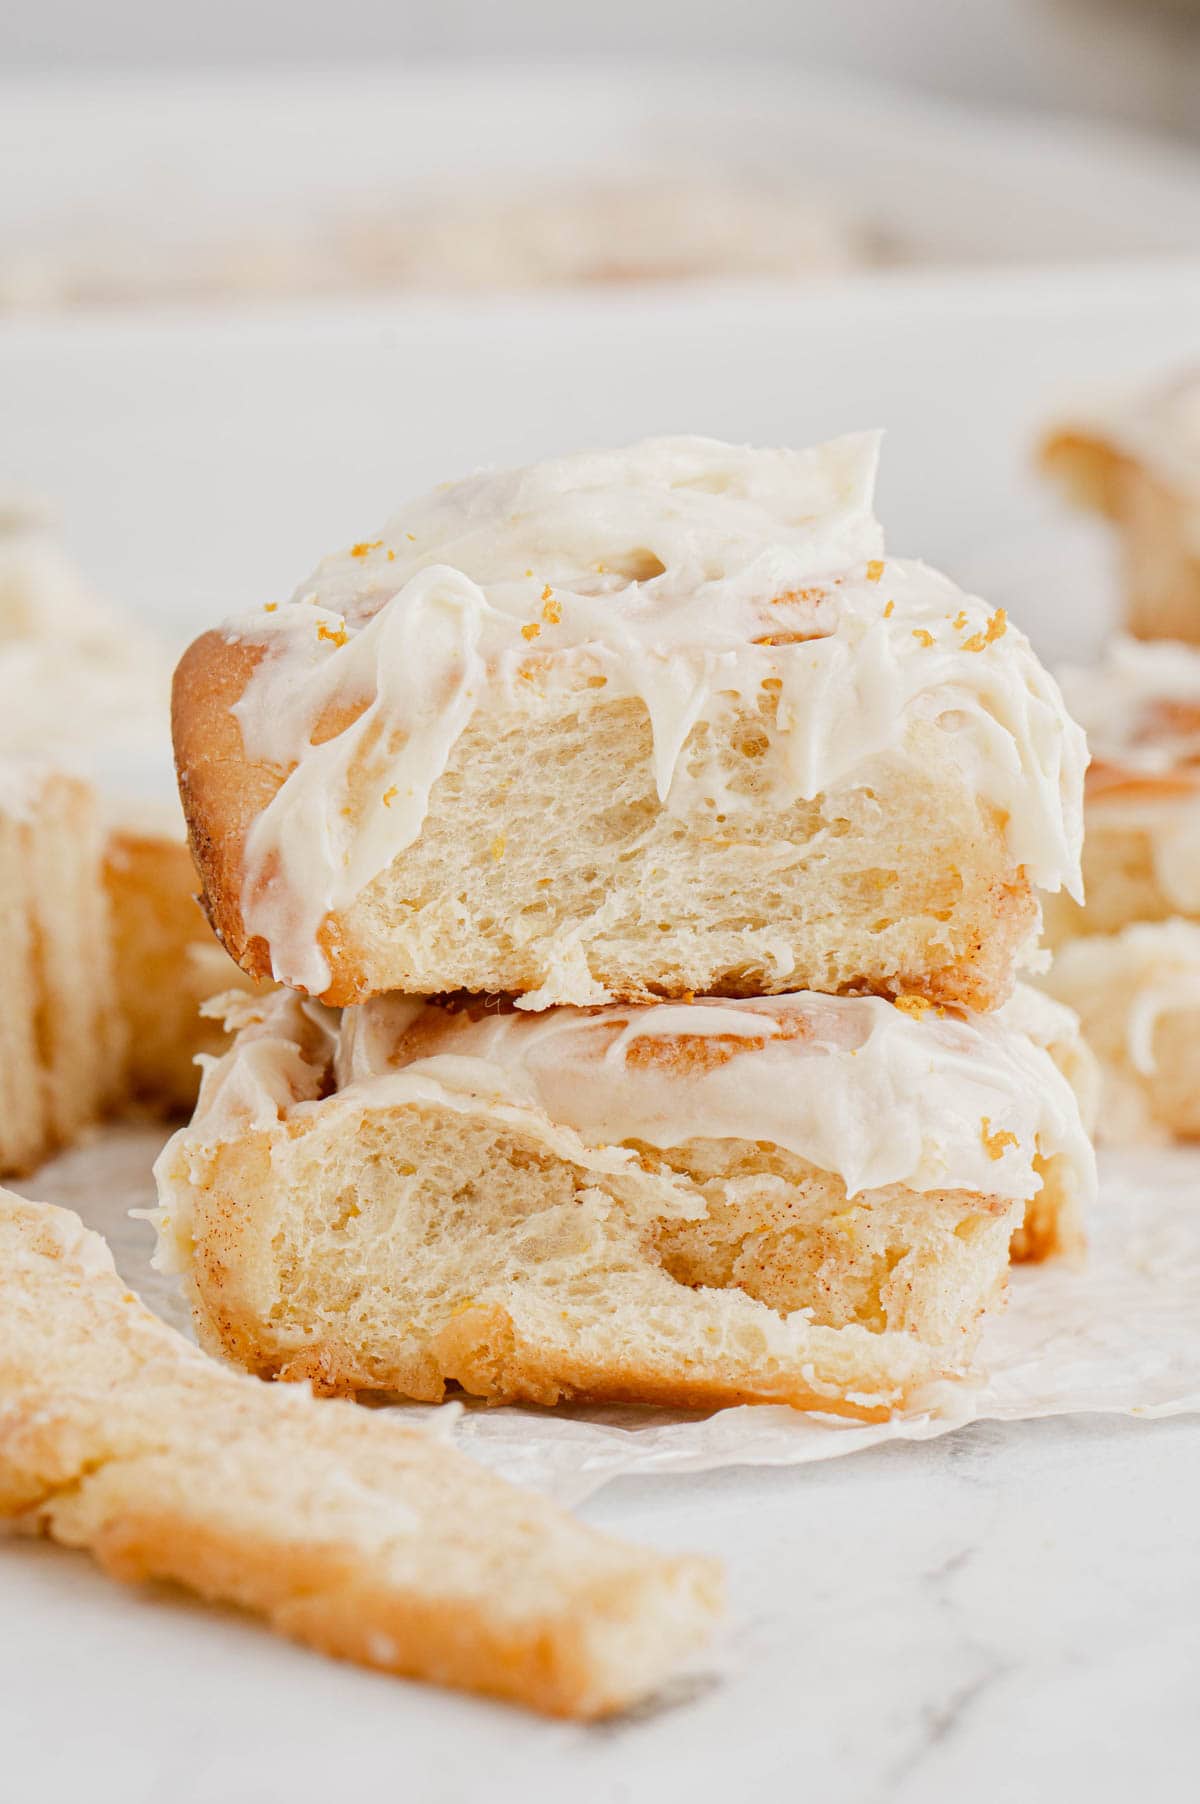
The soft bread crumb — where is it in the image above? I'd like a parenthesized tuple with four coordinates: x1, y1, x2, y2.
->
(173, 642, 1041, 1010)
(162, 1096, 1032, 1415)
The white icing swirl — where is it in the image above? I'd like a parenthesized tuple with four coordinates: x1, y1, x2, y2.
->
(224, 435, 1087, 993)
(157, 985, 1095, 1277)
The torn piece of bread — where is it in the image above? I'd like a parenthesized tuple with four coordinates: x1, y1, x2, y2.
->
(0, 1189, 721, 1718)
(0, 765, 124, 1175)
(1046, 637, 1200, 946)
(1042, 371, 1200, 644)
(154, 987, 1095, 1416)
(173, 435, 1085, 1009)
(104, 813, 260, 1114)
(1040, 920, 1200, 1143)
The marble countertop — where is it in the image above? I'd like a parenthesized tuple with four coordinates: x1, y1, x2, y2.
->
(6, 1407, 1197, 1802)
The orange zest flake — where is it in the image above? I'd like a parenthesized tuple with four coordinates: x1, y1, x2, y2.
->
(753, 630, 823, 647)
(263, 601, 279, 612)
(883, 600, 894, 618)
(761, 676, 783, 692)
(490, 834, 506, 862)
(521, 621, 542, 642)
(961, 608, 1008, 654)
(770, 585, 826, 606)
(316, 619, 348, 647)
(382, 785, 398, 808)
(912, 628, 935, 648)
(893, 993, 936, 1019)
(586, 674, 607, 688)
(866, 559, 885, 583)
(386, 549, 396, 561)
(405, 532, 416, 543)
(542, 593, 562, 625)
(350, 539, 382, 558)
(980, 1117, 1019, 1161)
(952, 609, 968, 631)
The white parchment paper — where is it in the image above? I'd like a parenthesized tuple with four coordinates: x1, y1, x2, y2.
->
(17, 1129, 1200, 1506)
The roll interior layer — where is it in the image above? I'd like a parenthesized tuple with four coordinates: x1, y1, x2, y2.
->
(154, 987, 1096, 1415)
(1047, 637, 1200, 945)
(1041, 372, 1200, 645)
(173, 434, 1085, 1008)
(1041, 919, 1200, 1143)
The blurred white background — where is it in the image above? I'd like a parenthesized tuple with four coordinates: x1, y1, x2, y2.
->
(3, 0, 1198, 137)
(2, 0, 1197, 655)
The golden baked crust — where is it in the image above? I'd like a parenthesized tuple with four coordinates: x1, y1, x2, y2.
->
(172, 631, 281, 984)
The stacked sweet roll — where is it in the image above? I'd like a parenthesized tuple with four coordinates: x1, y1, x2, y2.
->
(1041, 374, 1200, 1139)
(156, 434, 1096, 1419)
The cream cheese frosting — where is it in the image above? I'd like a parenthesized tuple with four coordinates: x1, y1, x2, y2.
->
(1059, 636, 1200, 913)
(153, 984, 1096, 1273)
(220, 435, 1087, 994)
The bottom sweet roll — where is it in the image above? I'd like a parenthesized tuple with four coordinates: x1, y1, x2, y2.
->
(154, 987, 1097, 1420)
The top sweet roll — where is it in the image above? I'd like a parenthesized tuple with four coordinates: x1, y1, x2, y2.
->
(172, 434, 1086, 1010)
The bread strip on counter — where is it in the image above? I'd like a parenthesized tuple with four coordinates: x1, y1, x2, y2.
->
(0, 1189, 721, 1719)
